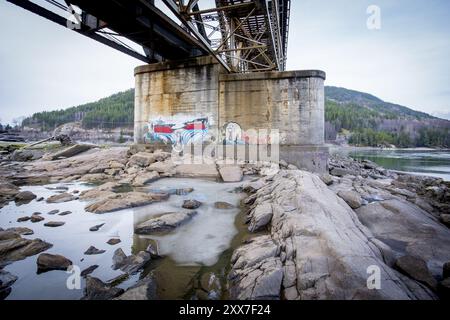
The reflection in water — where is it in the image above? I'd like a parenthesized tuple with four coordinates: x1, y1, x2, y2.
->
(332, 147, 450, 181)
(0, 178, 251, 300)
(131, 178, 250, 299)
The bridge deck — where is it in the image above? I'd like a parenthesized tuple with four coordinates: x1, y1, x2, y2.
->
(8, 0, 290, 73)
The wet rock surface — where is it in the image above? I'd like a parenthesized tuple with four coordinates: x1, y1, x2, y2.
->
(112, 248, 151, 275)
(36, 253, 72, 273)
(182, 199, 202, 209)
(44, 221, 66, 228)
(0, 233, 52, 267)
(82, 276, 124, 300)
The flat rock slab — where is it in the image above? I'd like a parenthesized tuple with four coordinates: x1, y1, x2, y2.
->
(46, 192, 76, 203)
(5, 227, 34, 236)
(0, 237, 52, 266)
(219, 166, 243, 182)
(44, 221, 65, 228)
(135, 211, 198, 234)
(175, 164, 219, 179)
(49, 144, 94, 161)
(85, 192, 168, 214)
(58, 211, 72, 216)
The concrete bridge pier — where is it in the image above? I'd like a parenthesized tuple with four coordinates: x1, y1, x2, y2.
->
(134, 56, 328, 173)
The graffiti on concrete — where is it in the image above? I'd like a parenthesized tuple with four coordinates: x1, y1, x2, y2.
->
(143, 116, 209, 148)
(223, 122, 245, 144)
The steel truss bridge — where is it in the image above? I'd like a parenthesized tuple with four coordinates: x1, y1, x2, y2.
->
(7, 0, 291, 73)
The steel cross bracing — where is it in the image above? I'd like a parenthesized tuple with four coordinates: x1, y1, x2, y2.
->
(163, 0, 290, 73)
(7, 0, 290, 73)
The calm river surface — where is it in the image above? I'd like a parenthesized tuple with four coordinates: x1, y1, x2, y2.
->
(331, 147, 450, 181)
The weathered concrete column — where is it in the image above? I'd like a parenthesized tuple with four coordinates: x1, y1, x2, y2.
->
(134, 56, 328, 173)
(134, 56, 220, 147)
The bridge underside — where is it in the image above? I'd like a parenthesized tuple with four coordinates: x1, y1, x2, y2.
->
(8, 0, 290, 73)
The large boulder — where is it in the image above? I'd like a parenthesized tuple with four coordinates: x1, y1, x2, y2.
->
(36, 253, 72, 273)
(14, 191, 37, 202)
(46, 192, 76, 203)
(135, 211, 198, 234)
(128, 152, 158, 167)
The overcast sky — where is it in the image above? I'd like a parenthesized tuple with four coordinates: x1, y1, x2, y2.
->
(1, 0, 450, 124)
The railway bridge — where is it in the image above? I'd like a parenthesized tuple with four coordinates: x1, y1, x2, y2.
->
(8, 0, 328, 172)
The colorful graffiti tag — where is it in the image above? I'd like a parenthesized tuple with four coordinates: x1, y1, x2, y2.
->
(143, 116, 209, 148)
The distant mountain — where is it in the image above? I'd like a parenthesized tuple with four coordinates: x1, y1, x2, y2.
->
(324, 86, 450, 148)
(432, 111, 450, 121)
(325, 86, 436, 120)
(21, 85, 450, 148)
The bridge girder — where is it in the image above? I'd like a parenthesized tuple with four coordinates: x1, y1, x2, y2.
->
(7, 0, 290, 73)
(163, 0, 290, 73)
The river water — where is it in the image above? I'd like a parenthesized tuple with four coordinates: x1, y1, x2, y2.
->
(1, 178, 250, 300)
(331, 147, 450, 181)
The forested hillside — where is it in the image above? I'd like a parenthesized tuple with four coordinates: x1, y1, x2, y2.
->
(22, 89, 134, 130)
(325, 87, 450, 148)
(21, 86, 450, 147)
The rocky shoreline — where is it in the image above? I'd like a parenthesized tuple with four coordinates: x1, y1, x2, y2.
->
(1, 143, 449, 300)
(229, 155, 450, 300)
